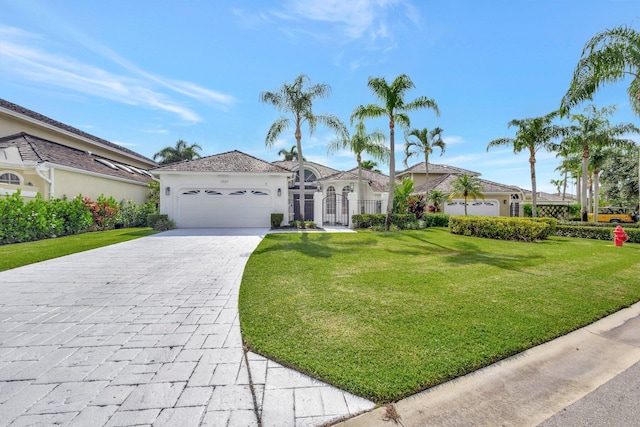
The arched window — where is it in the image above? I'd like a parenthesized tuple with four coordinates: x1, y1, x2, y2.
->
(342, 186, 350, 214)
(327, 186, 336, 214)
(0, 172, 21, 185)
(296, 169, 317, 183)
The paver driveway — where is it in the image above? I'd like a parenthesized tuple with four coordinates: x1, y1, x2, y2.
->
(0, 229, 373, 426)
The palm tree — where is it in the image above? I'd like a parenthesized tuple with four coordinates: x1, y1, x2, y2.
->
(361, 160, 381, 172)
(277, 145, 306, 161)
(550, 178, 564, 195)
(560, 25, 640, 116)
(487, 111, 568, 217)
(566, 105, 638, 221)
(351, 74, 440, 229)
(404, 127, 445, 205)
(153, 139, 202, 165)
(449, 174, 484, 216)
(260, 74, 348, 221)
(327, 120, 388, 213)
(428, 189, 448, 213)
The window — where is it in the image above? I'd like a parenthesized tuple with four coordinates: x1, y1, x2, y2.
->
(0, 172, 21, 185)
(296, 169, 317, 183)
(342, 186, 350, 214)
(327, 186, 336, 214)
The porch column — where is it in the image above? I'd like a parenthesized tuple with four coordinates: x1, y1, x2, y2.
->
(347, 191, 358, 228)
(313, 190, 323, 226)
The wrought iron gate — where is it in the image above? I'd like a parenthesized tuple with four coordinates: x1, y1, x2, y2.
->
(323, 194, 349, 226)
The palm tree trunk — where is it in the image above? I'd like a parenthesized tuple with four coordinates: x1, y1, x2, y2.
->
(295, 123, 305, 222)
(562, 170, 568, 201)
(581, 146, 589, 221)
(424, 154, 430, 209)
(386, 117, 395, 230)
(593, 169, 600, 222)
(357, 154, 364, 214)
(530, 153, 537, 218)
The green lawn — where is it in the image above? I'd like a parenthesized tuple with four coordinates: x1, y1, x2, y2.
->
(239, 228, 640, 403)
(0, 228, 157, 272)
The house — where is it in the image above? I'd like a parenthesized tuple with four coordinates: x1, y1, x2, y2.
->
(0, 99, 156, 203)
(397, 162, 524, 217)
(152, 150, 292, 228)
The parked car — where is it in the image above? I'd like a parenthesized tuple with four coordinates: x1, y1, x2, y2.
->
(587, 207, 639, 223)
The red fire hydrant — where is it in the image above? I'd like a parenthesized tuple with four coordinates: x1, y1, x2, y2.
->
(614, 225, 629, 247)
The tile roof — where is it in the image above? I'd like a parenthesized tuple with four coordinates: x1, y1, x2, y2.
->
(399, 162, 481, 176)
(152, 150, 292, 173)
(317, 167, 390, 193)
(0, 98, 155, 165)
(0, 133, 152, 184)
(272, 160, 340, 178)
(413, 174, 520, 195)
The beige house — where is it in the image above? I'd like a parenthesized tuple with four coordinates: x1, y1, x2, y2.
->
(397, 162, 524, 217)
(0, 99, 156, 203)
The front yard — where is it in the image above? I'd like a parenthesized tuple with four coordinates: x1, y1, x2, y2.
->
(238, 228, 640, 403)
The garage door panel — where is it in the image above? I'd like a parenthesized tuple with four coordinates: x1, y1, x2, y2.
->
(177, 188, 273, 228)
(444, 199, 500, 216)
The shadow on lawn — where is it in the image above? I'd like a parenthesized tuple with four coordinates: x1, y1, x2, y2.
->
(445, 240, 544, 271)
(252, 232, 334, 258)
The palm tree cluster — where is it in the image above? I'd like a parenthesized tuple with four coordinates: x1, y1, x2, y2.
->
(153, 139, 202, 165)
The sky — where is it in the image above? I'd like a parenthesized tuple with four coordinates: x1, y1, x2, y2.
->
(1, 0, 638, 194)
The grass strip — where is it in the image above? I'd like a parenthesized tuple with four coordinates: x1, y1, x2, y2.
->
(239, 228, 640, 403)
(0, 228, 157, 272)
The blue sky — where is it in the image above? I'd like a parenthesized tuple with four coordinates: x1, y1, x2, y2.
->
(1, 0, 638, 193)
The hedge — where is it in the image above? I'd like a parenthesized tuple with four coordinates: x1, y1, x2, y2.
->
(555, 224, 640, 243)
(352, 213, 417, 229)
(449, 216, 556, 242)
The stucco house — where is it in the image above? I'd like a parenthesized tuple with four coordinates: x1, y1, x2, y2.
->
(0, 99, 156, 203)
(397, 161, 524, 217)
(152, 151, 292, 228)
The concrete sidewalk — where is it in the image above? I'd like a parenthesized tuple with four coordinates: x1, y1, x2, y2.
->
(0, 229, 373, 427)
(336, 301, 640, 427)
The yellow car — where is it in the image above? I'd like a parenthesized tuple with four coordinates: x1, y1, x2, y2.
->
(587, 207, 639, 223)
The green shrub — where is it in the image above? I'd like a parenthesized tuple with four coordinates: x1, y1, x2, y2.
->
(151, 217, 175, 231)
(555, 224, 639, 243)
(118, 200, 158, 227)
(449, 216, 556, 242)
(352, 213, 417, 229)
(423, 213, 450, 227)
(270, 213, 284, 228)
(147, 214, 169, 229)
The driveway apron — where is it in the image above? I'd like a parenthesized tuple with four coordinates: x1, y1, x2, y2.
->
(0, 228, 373, 427)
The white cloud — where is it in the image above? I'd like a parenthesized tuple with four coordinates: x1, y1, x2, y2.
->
(442, 135, 464, 145)
(0, 25, 235, 121)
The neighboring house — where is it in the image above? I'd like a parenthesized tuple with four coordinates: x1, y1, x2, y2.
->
(0, 99, 156, 203)
(152, 150, 292, 228)
(398, 161, 524, 217)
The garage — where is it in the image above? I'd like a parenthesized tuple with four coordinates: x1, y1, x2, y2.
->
(177, 188, 273, 228)
(444, 199, 500, 216)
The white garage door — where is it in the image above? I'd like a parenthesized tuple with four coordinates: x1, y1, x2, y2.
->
(177, 188, 273, 228)
(444, 199, 500, 216)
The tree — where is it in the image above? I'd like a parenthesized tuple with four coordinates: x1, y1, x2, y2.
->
(449, 174, 484, 216)
(404, 127, 445, 205)
(487, 111, 568, 217)
(277, 145, 306, 161)
(560, 25, 640, 116)
(565, 105, 638, 221)
(260, 74, 348, 221)
(351, 74, 440, 229)
(600, 145, 640, 207)
(327, 120, 388, 213)
(393, 178, 415, 214)
(153, 139, 202, 165)
(361, 160, 381, 172)
(550, 178, 564, 195)
(428, 189, 448, 213)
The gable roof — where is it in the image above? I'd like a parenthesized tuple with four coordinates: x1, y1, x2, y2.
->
(152, 150, 292, 174)
(318, 167, 390, 192)
(0, 133, 152, 183)
(413, 173, 519, 195)
(272, 160, 340, 178)
(0, 98, 155, 166)
(399, 162, 481, 177)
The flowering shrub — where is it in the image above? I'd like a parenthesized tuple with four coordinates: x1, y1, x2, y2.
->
(83, 195, 119, 230)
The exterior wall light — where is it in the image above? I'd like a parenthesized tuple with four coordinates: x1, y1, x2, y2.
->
(277, 188, 282, 197)
(349, 182, 355, 192)
(165, 187, 170, 196)
(316, 183, 322, 192)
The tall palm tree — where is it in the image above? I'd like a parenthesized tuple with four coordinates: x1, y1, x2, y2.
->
(566, 105, 638, 221)
(404, 127, 445, 205)
(351, 74, 440, 229)
(560, 25, 640, 116)
(361, 160, 381, 172)
(153, 139, 202, 165)
(449, 174, 484, 216)
(260, 74, 348, 221)
(327, 120, 388, 213)
(487, 111, 568, 217)
(277, 145, 306, 161)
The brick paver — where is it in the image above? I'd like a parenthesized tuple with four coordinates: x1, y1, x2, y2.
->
(0, 228, 374, 426)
